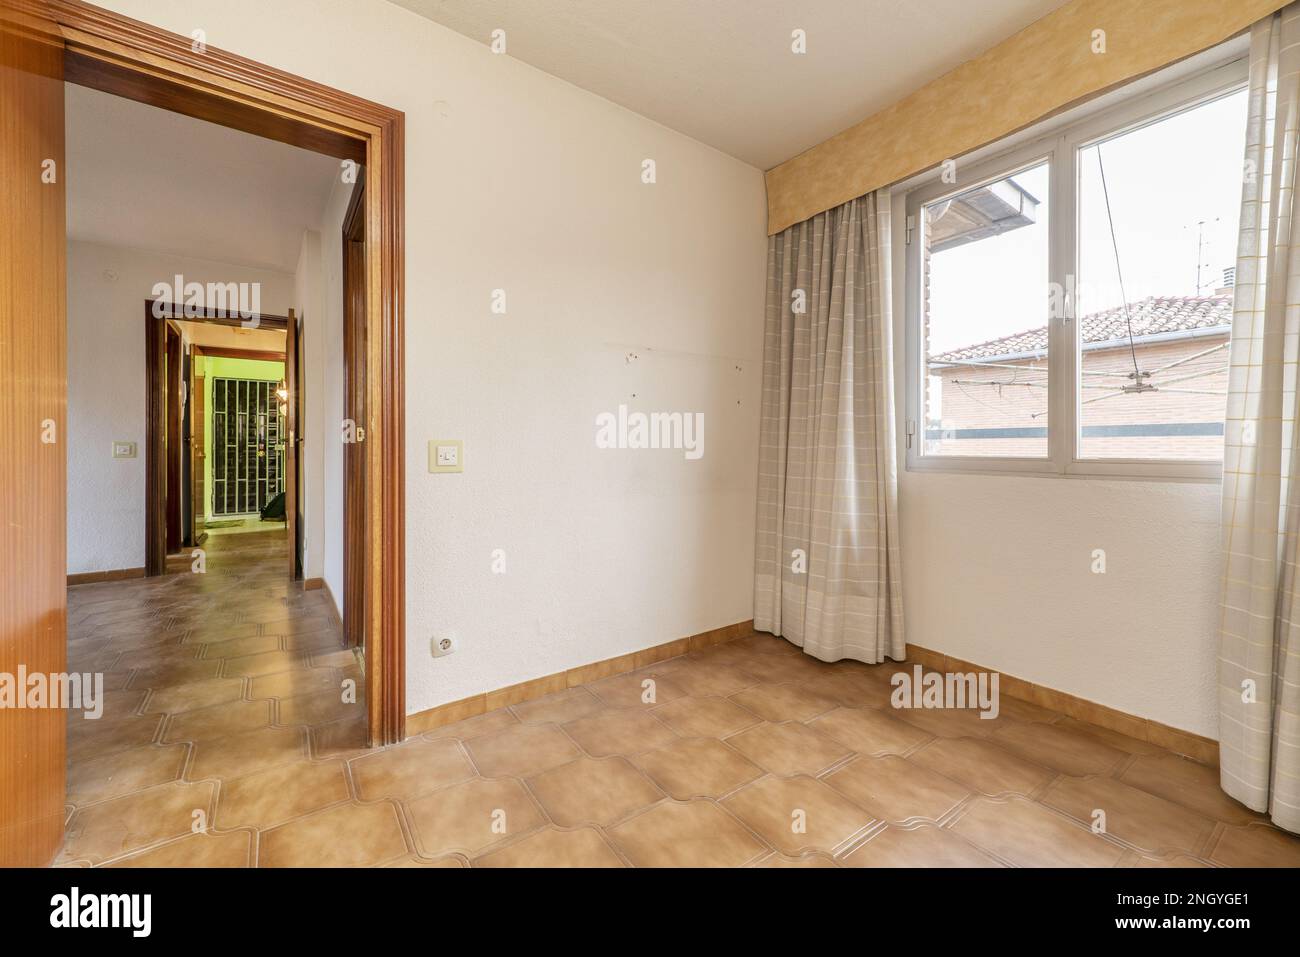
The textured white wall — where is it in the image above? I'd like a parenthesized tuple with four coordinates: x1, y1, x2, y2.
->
(90, 0, 769, 714)
(293, 230, 327, 581)
(318, 180, 351, 619)
(888, 193, 1223, 739)
(66, 241, 295, 574)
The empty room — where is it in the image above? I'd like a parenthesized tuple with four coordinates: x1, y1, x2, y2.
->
(1, 0, 1297, 927)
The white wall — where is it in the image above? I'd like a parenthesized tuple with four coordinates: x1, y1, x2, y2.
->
(318, 181, 351, 617)
(66, 241, 295, 574)
(92, 0, 769, 715)
(293, 230, 327, 581)
(888, 193, 1222, 739)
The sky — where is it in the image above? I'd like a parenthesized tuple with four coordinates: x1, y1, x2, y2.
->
(926, 88, 1248, 356)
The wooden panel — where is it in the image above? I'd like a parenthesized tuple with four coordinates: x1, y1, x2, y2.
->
(64, 49, 366, 163)
(0, 4, 67, 867)
(765, 0, 1283, 233)
(342, 182, 366, 656)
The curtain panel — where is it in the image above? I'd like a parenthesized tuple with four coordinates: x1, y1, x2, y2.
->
(753, 191, 905, 664)
(1218, 2, 1300, 834)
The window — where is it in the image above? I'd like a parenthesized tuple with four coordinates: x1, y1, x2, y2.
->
(904, 58, 1248, 479)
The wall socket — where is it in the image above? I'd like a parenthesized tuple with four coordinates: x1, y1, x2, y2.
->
(432, 635, 457, 658)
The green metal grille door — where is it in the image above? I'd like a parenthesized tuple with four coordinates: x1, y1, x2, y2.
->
(211, 377, 285, 516)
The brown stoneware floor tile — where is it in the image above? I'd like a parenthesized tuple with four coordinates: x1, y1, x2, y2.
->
(260, 801, 408, 867)
(842, 823, 1000, 867)
(633, 737, 763, 799)
(406, 776, 546, 857)
(464, 723, 582, 778)
(107, 829, 253, 867)
(68, 744, 189, 806)
(1041, 774, 1216, 855)
(610, 800, 767, 867)
(562, 708, 678, 756)
(248, 666, 344, 701)
(1208, 822, 1300, 867)
(586, 668, 687, 709)
(188, 726, 307, 781)
(67, 713, 162, 762)
(910, 737, 1054, 797)
(729, 682, 839, 723)
(310, 716, 370, 761)
(808, 707, 931, 756)
(989, 721, 1128, 776)
(1121, 753, 1263, 825)
(651, 695, 762, 738)
(59, 781, 217, 865)
(657, 659, 757, 697)
(223, 650, 312, 679)
(143, 676, 245, 715)
(350, 736, 475, 802)
(216, 759, 350, 829)
(510, 687, 605, 725)
(528, 756, 664, 826)
(726, 721, 852, 776)
(422, 707, 520, 741)
(472, 826, 625, 867)
(950, 797, 1127, 867)
(723, 775, 874, 857)
(163, 698, 273, 743)
(277, 688, 363, 727)
(825, 754, 971, 823)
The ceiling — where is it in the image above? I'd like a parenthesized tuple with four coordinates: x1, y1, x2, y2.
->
(393, 0, 1071, 170)
(66, 85, 341, 273)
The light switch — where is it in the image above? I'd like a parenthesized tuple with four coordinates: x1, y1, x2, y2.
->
(112, 441, 137, 459)
(428, 439, 464, 473)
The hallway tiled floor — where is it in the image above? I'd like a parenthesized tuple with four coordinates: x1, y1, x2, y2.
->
(62, 533, 1300, 867)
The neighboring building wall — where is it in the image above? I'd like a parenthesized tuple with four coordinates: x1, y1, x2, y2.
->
(929, 335, 1228, 459)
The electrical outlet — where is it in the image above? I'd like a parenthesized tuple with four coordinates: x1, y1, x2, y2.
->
(432, 635, 456, 658)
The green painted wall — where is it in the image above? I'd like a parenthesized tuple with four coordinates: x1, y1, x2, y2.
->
(198, 355, 285, 518)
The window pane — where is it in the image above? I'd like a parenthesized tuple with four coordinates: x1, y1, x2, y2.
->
(1076, 90, 1246, 460)
(923, 162, 1050, 457)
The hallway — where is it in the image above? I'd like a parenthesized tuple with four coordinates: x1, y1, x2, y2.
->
(61, 531, 1300, 866)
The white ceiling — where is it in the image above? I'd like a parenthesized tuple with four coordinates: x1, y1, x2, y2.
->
(393, 0, 1071, 170)
(65, 85, 341, 273)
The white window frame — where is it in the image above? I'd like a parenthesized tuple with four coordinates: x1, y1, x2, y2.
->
(903, 57, 1247, 482)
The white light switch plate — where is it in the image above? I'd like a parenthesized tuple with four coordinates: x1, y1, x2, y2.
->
(112, 441, 137, 459)
(428, 439, 464, 473)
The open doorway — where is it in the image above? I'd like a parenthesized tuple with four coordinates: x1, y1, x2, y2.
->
(144, 306, 296, 577)
(0, 2, 405, 867)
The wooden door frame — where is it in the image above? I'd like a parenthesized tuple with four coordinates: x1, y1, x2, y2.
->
(30, 0, 407, 746)
(343, 175, 366, 651)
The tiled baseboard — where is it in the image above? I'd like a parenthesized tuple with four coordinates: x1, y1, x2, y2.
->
(406, 620, 755, 736)
(67, 566, 146, 586)
(906, 642, 1218, 766)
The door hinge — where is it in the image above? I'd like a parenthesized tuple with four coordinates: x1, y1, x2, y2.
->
(905, 418, 916, 449)
(905, 214, 915, 246)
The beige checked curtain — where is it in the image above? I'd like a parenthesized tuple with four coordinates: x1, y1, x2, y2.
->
(1218, 3, 1300, 834)
(754, 191, 905, 663)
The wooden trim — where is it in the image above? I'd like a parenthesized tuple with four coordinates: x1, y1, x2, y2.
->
(764, 0, 1279, 233)
(407, 621, 754, 736)
(24, 0, 410, 745)
(303, 577, 324, 591)
(164, 324, 182, 553)
(192, 345, 286, 363)
(67, 566, 146, 586)
(147, 299, 288, 330)
(904, 642, 1219, 766)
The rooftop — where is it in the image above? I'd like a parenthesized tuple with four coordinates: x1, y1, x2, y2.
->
(931, 294, 1232, 364)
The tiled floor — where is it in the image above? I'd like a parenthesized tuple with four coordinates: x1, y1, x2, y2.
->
(62, 532, 1300, 867)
